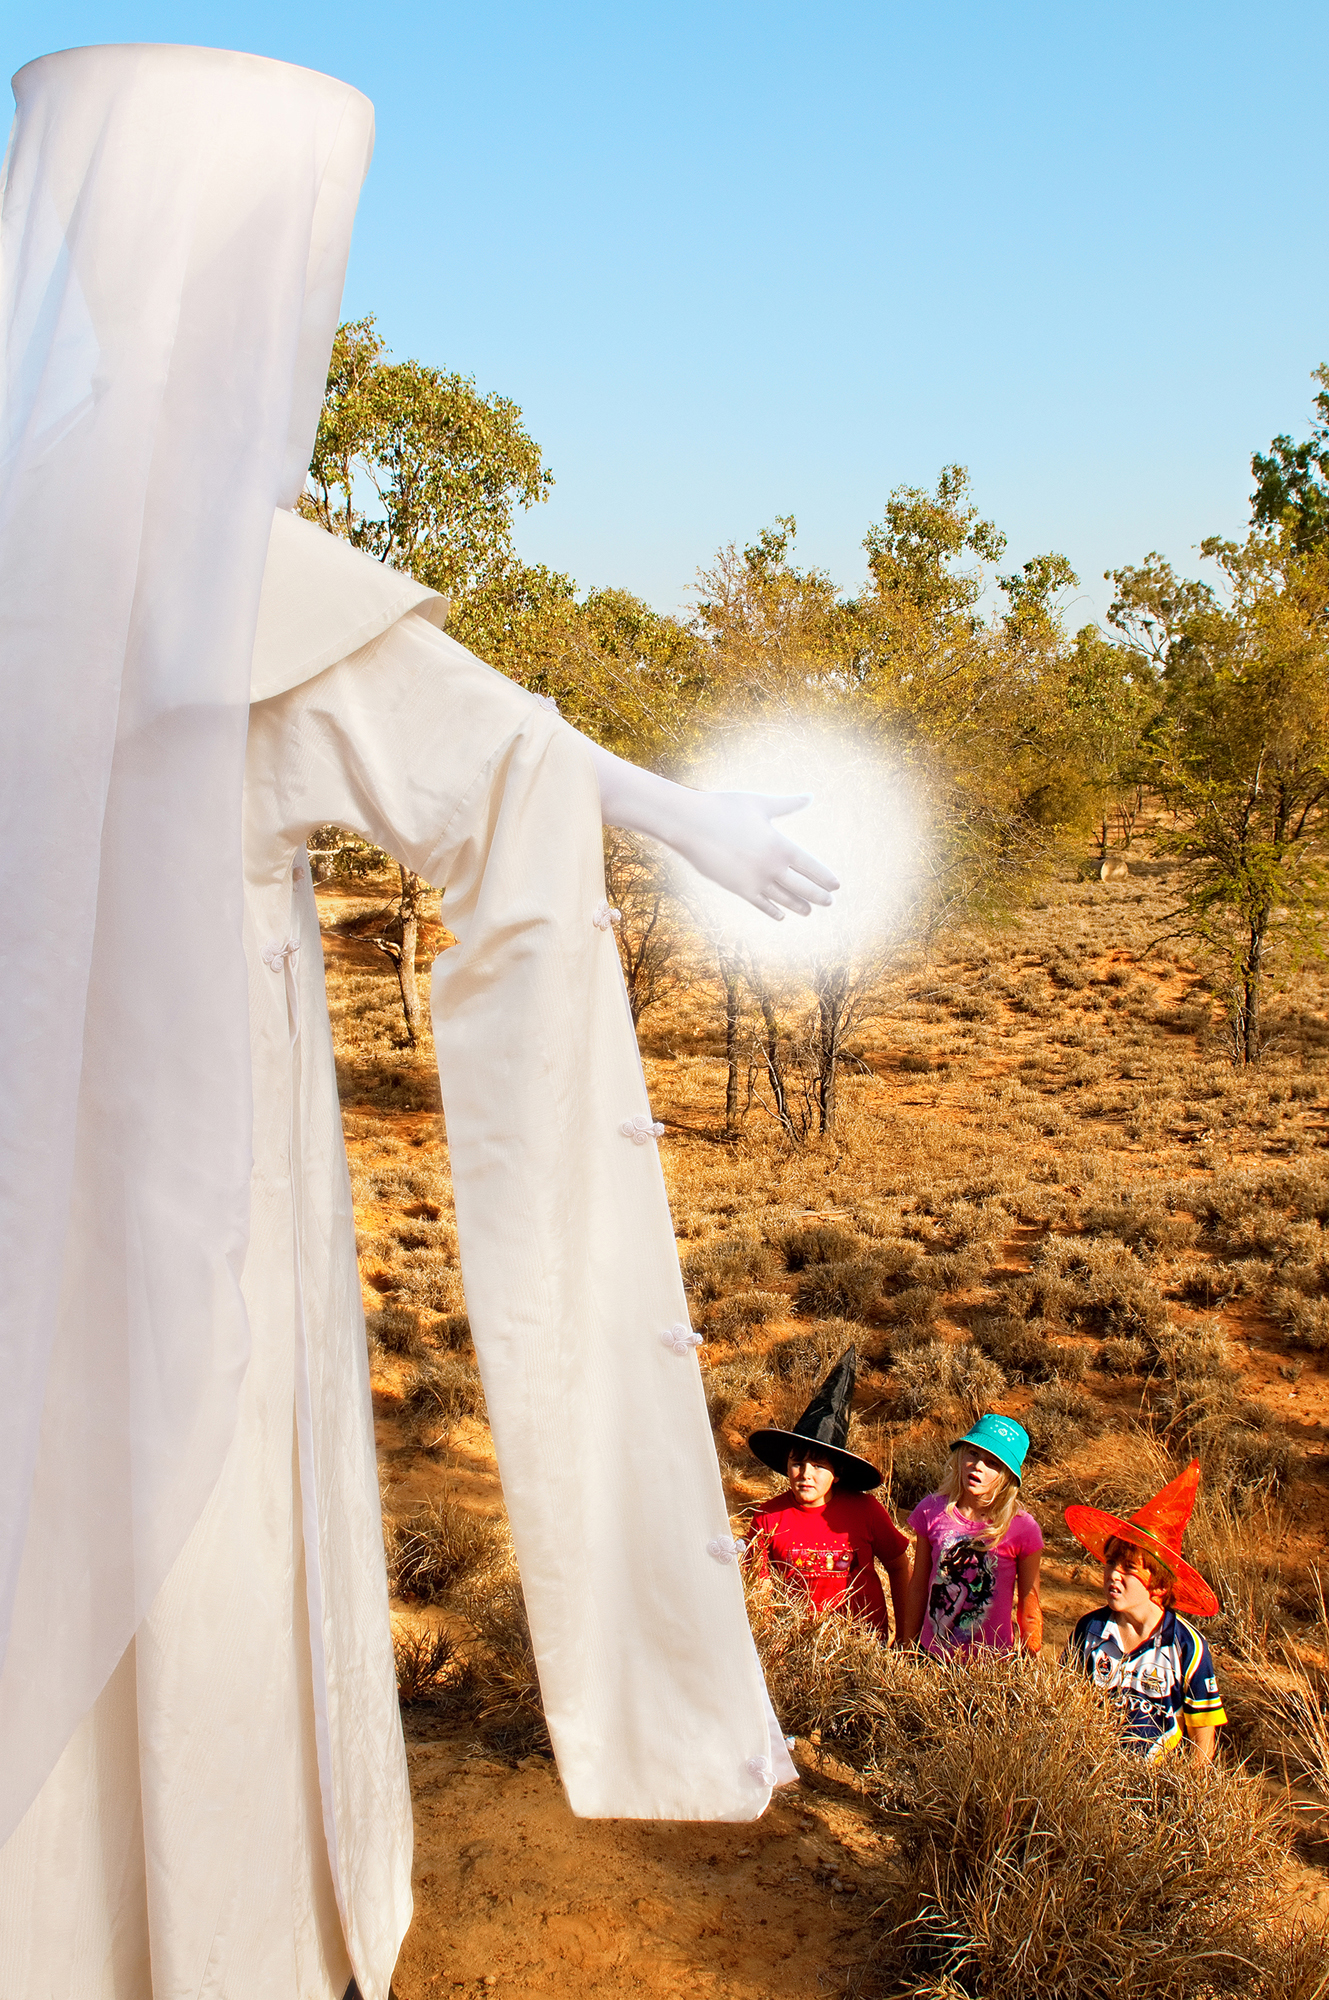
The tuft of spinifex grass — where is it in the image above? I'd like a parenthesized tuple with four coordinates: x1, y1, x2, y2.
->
(853, 1648, 1323, 2000)
(748, 1582, 1326, 2000)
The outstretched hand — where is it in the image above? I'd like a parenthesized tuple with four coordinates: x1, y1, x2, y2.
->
(581, 737, 839, 920)
(664, 789, 839, 920)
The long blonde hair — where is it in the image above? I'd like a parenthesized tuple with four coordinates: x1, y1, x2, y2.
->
(937, 1447, 1023, 1544)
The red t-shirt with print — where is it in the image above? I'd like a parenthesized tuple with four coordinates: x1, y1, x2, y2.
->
(749, 1490, 909, 1634)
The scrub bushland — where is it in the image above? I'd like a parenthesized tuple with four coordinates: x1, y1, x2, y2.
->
(753, 1581, 1327, 1998)
(320, 836, 1329, 1986)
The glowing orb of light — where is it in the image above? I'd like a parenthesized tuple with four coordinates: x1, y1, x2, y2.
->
(685, 721, 925, 971)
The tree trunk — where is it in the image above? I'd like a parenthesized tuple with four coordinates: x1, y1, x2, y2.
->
(719, 948, 742, 1135)
(1241, 911, 1268, 1065)
(817, 988, 838, 1133)
(752, 977, 793, 1136)
(394, 864, 424, 1047)
(815, 965, 851, 1133)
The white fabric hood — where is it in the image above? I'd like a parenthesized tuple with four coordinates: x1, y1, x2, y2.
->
(0, 44, 373, 1838)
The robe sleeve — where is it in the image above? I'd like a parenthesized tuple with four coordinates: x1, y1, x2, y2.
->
(245, 611, 543, 877)
(246, 616, 784, 1821)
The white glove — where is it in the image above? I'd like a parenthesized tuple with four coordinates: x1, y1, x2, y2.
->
(582, 739, 838, 920)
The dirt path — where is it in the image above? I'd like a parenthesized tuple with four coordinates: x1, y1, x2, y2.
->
(393, 1731, 888, 1999)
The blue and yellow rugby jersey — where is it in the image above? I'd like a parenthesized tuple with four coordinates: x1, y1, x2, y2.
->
(1065, 1606, 1226, 1758)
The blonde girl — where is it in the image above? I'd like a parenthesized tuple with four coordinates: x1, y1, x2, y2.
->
(898, 1414, 1043, 1655)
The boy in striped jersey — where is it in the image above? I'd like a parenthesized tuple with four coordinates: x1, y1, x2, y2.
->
(1063, 1461, 1226, 1763)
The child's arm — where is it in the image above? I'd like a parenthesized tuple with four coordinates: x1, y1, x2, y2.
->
(1015, 1549, 1042, 1653)
(1185, 1723, 1217, 1765)
(898, 1531, 933, 1646)
(865, 1502, 912, 1646)
(1180, 1630, 1225, 1761)
(884, 1552, 911, 1645)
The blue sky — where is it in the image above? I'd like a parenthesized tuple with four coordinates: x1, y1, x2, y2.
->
(5, 3, 1328, 627)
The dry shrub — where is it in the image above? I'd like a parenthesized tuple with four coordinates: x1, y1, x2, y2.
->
(891, 1341, 1006, 1423)
(391, 1213, 457, 1258)
(1175, 1260, 1250, 1309)
(925, 1242, 992, 1290)
(795, 1257, 881, 1319)
(388, 1495, 502, 1601)
(391, 1252, 462, 1315)
(973, 1312, 1074, 1384)
(1255, 1582, 1329, 1801)
(1020, 1235, 1170, 1340)
(1216, 1422, 1300, 1501)
(1146, 1366, 1299, 1500)
(683, 1233, 773, 1302)
(1098, 1334, 1149, 1376)
(1193, 1499, 1288, 1663)
(368, 1305, 426, 1356)
(879, 1284, 943, 1335)
(751, 1586, 1322, 1998)
(704, 1355, 773, 1428)
(1080, 1197, 1198, 1253)
(453, 1556, 549, 1757)
(432, 1309, 472, 1352)
(1149, 1323, 1233, 1379)
(1270, 1287, 1329, 1353)
(705, 1288, 785, 1340)
(769, 1321, 864, 1388)
(751, 1569, 921, 1756)
(949, 1342, 1007, 1421)
(1024, 1382, 1103, 1460)
(873, 1239, 928, 1285)
(884, 1430, 943, 1513)
(851, 1650, 1321, 2000)
(779, 1221, 860, 1269)
(392, 1621, 474, 1706)
(892, 1340, 954, 1419)
(400, 1353, 486, 1444)
(1190, 1163, 1329, 1239)
(1053, 1339, 1090, 1381)
(1049, 954, 1091, 991)
(1008, 974, 1052, 1017)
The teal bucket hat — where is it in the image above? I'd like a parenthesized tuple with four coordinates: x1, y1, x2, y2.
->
(952, 1412, 1029, 1484)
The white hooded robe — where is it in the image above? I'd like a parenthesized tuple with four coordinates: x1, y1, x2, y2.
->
(0, 514, 789, 2000)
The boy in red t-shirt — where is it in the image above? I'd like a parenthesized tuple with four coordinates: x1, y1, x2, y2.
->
(746, 1348, 910, 1638)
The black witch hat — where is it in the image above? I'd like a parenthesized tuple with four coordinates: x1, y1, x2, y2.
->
(747, 1347, 882, 1493)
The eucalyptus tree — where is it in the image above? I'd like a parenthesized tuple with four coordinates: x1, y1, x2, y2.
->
(1121, 532, 1329, 1062)
(1251, 363, 1329, 557)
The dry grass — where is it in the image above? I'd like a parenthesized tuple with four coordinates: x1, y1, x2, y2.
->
(858, 1656, 1326, 2000)
(451, 1553, 549, 1757)
(322, 835, 1329, 1964)
(399, 1353, 487, 1448)
(387, 1494, 503, 1602)
(392, 1622, 472, 1705)
(750, 1583, 1328, 1999)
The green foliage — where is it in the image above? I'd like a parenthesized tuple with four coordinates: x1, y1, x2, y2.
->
(304, 317, 704, 759)
(304, 316, 551, 597)
(1146, 531, 1329, 1061)
(1251, 361, 1329, 557)
(303, 318, 1329, 1079)
(863, 463, 1006, 619)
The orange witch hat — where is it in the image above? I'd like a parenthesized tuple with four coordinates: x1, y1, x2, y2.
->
(1064, 1460, 1219, 1619)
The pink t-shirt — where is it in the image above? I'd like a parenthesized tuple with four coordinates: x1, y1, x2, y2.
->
(908, 1494, 1043, 1653)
